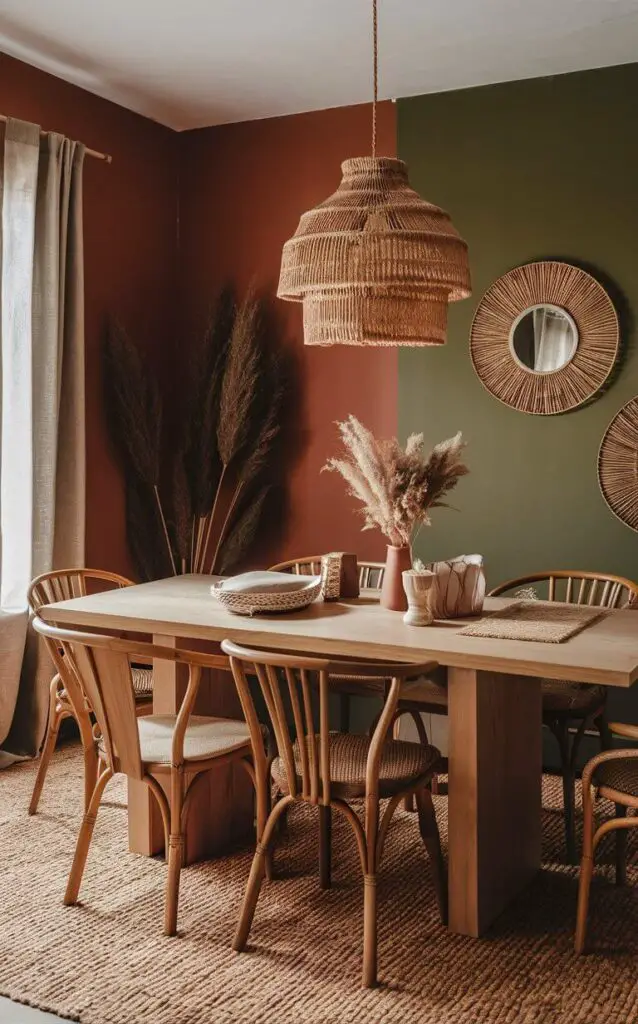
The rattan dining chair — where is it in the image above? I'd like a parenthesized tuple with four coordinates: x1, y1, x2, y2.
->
(222, 639, 445, 988)
(490, 571, 638, 862)
(271, 557, 385, 733)
(269, 556, 443, 737)
(27, 569, 154, 816)
(397, 569, 638, 860)
(575, 721, 638, 953)
(33, 618, 258, 936)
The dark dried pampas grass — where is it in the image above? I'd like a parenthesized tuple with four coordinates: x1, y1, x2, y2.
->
(103, 320, 162, 486)
(103, 320, 173, 578)
(104, 289, 286, 580)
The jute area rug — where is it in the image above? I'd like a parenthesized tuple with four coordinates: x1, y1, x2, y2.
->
(1, 745, 637, 1024)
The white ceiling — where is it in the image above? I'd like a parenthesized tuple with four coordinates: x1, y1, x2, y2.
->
(1, 0, 638, 131)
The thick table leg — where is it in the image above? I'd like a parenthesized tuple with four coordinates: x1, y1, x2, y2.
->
(128, 634, 254, 863)
(447, 668, 542, 937)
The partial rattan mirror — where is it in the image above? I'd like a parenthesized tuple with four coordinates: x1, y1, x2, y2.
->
(470, 262, 619, 415)
(598, 396, 638, 532)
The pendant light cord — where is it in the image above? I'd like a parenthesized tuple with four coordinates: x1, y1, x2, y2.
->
(372, 0, 378, 157)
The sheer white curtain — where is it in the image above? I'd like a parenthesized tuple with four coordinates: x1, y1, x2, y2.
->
(0, 118, 86, 765)
(532, 307, 574, 372)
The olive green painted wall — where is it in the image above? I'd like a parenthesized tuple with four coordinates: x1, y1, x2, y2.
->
(397, 64, 638, 593)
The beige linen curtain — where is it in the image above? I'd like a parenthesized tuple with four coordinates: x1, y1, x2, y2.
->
(0, 118, 86, 765)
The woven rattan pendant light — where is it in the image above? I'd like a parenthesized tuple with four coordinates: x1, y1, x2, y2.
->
(277, 0, 471, 346)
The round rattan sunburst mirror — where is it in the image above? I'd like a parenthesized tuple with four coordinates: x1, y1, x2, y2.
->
(598, 397, 638, 532)
(470, 261, 619, 415)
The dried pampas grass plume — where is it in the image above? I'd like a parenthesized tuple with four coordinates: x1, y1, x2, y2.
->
(324, 415, 468, 547)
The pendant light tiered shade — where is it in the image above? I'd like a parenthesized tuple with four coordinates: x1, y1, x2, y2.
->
(277, 0, 471, 346)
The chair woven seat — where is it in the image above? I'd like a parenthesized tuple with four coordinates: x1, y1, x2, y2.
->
(540, 681, 605, 714)
(131, 666, 154, 698)
(99, 715, 252, 766)
(60, 665, 153, 708)
(332, 669, 449, 708)
(272, 732, 440, 799)
(400, 676, 604, 715)
(593, 757, 638, 798)
(329, 672, 384, 696)
(398, 673, 449, 708)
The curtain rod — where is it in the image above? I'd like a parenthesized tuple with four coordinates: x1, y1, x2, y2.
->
(0, 114, 112, 163)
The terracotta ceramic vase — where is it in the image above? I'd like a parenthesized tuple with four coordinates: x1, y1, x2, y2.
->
(380, 544, 412, 611)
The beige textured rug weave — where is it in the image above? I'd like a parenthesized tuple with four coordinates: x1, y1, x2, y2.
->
(460, 601, 605, 643)
(1, 746, 638, 1024)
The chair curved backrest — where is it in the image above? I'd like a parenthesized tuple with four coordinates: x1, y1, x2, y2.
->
(32, 618, 228, 780)
(222, 638, 436, 806)
(28, 569, 138, 721)
(269, 556, 386, 590)
(28, 568, 135, 614)
(489, 570, 638, 609)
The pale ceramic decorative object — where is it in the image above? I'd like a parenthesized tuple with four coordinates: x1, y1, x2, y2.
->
(402, 570, 435, 626)
(425, 554, 486, 619)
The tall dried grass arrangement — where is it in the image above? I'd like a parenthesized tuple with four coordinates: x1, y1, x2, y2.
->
(104, 289, 285, 580)
(324, 415, 468, 548)
(103, 321, 173, 579)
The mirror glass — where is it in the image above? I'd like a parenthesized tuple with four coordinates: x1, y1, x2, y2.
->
(509, 304, 578, 373)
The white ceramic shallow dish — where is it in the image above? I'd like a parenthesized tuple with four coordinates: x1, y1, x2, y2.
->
(211, 570, 322, 616)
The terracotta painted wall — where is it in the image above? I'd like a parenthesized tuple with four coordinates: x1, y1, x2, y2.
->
(0, 53, 179, 577)
(178, 101, 398, 565)
(2, 54, 397, 574)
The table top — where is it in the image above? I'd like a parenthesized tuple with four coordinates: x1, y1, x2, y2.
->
(39, 574, 638, 687)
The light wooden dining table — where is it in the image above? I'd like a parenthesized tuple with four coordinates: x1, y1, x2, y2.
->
(40, 573, 638, 938)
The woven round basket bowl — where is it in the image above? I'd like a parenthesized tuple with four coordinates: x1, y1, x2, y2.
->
(211, 576, 322, 616)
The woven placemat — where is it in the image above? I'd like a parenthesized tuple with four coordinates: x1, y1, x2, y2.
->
(460, 600, 605, 643)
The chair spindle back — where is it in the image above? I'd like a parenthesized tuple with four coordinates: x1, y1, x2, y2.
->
(489, 570, 638, 609)
(270, 557, 385, 590)
(28, 568, 134, 614)
(225, 643, 331, 804)
(32, 619, 227, 780)
(222, 640, 437, 808)
(28, 570, 136, 725)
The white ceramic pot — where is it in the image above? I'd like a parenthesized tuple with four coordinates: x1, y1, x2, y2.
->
(401, 569, 435, 627)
